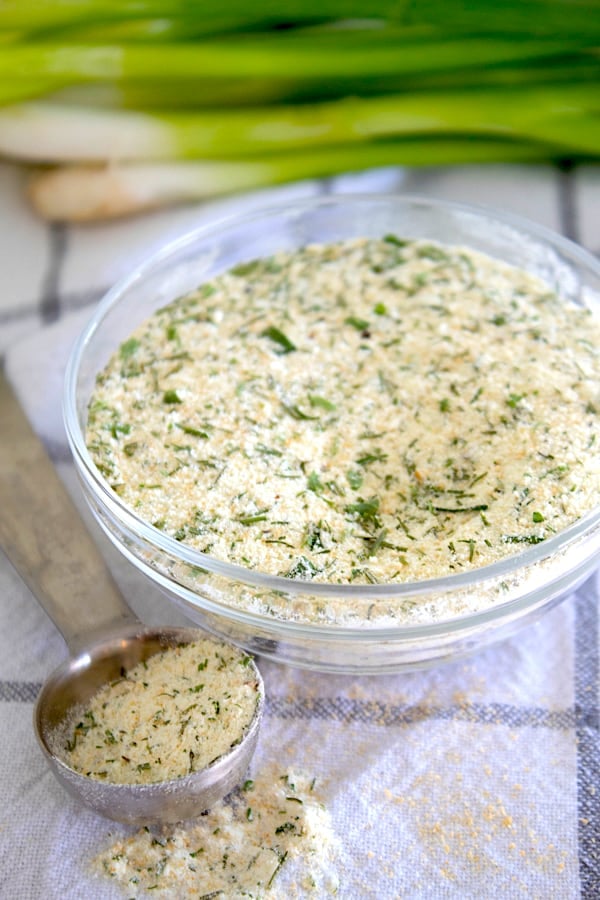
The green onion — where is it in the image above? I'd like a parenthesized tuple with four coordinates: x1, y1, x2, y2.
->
(2, 31, 594, 86)
(27, 137, 549, 221)
(0, 3, 596, 221)
(2, 1, 599, 41)
(2, 82, 598, 163)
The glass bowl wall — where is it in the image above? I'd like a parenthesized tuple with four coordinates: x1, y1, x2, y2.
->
(64, 195, 600, 673)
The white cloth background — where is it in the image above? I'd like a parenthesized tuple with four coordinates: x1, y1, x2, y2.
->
(1, 160, 599, 898)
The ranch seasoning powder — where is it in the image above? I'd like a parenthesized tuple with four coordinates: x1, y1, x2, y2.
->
(86, 237, 600, 600)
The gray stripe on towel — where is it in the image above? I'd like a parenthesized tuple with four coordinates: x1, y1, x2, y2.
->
(265, 696, 577, 729)
(1, 679, 586, 734)
(575, 576, 600, 898)
(0, 681, 41, 702)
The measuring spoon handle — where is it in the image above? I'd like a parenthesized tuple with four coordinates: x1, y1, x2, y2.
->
(0, 371, 138, 653)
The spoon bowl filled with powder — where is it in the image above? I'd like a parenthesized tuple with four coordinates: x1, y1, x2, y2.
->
(38, 626, 264, 824)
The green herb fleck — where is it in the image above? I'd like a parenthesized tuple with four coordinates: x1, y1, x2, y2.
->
(267, 850, 288, 888)
(177, 423, 210, 438)
(433, 503, 489, 513)
(261, 326, 296, 354)
(286, 556, 320, 580)
(350, 566, 379, 583)
(256, 443, 283, 457)
(383, 234, 409, 247)
(416, 244, 451, 262)
(275, 822, 298, 835)
(346, 468, 363, 490)
(506, 393, 525, 408)
(237, 510, 269, 525)
(356, 449, 388, 467)
(230, 260, 261, 277)
(304, 521, 330, 551)
(307, 471, 324, 493)
(503, 534, 545, 544)
(308, 394, 336, 411)
(281, 402, 318, 421)
(345, 315, 370, 332)
(119, 338, 140, 360)
(345, 496, 381, 525)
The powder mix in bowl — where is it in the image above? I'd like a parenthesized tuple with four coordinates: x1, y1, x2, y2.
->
(86, 237, 600, 588)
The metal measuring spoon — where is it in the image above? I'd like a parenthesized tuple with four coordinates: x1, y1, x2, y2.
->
(0, 371, 263, 825)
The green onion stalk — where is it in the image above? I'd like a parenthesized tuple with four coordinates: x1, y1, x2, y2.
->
(0, 2, 597, 220)
(25, 139, 552, 221)
(2, 84, 597, 163)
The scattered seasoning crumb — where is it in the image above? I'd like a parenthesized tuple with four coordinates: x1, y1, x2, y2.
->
(87, 236, 600, 618)
(93, 767, 340, 898)
(56, 639, 261, 784)
(380, 767, 575, 888)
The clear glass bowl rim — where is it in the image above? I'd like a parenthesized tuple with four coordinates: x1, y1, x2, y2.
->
(63, 192, 600, 640)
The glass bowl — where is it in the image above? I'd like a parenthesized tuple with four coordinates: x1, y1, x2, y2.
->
(64, 194, 600, 674)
